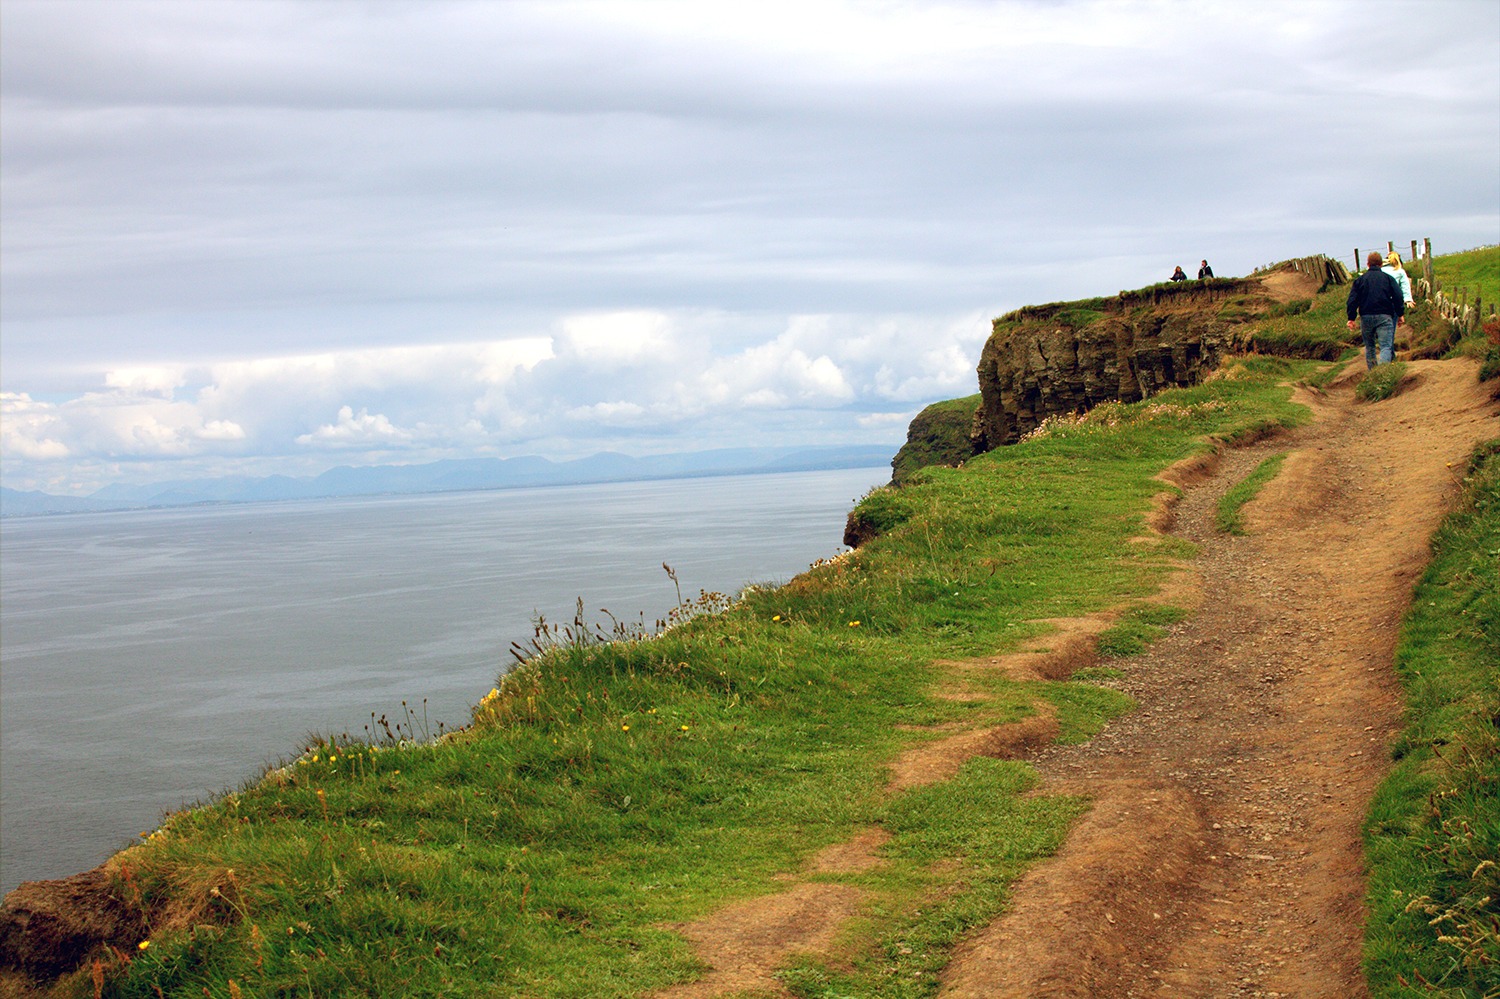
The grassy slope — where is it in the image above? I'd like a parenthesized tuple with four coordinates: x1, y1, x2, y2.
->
(1432, 245, 1500, 304)
(1363, 441, 1500, 998)
(90, 360, 1312, 999)
(80, 258, 1496, 998)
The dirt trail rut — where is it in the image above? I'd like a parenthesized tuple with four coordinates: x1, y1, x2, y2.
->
(659, 358, 1498, 998)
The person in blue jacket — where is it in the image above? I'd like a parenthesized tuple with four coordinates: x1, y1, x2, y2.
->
(1346, 251, 1405, 368)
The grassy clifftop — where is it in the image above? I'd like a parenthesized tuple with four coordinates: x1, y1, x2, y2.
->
(5, 249, 1495, 998)
(888, 248, 1498, 490)
(6, 358, 1316, 998)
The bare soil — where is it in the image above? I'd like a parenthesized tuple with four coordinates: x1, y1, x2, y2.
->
(653, 358, 1500, 998)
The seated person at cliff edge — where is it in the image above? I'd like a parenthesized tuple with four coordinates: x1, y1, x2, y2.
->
(1197, 260, 1214, 279)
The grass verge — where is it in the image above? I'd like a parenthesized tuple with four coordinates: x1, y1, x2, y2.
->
(1248, 282, 1355, 359)
(1363, 440, 1500, 998)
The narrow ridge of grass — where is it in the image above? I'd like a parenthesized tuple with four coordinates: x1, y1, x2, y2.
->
(1216, 452, 1288, 535)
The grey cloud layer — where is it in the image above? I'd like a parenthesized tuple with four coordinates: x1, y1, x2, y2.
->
(2, 0, 1497, 493)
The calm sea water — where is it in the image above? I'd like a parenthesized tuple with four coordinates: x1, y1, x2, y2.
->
(0, 467, 885, 894)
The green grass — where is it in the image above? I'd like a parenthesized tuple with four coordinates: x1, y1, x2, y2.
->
(1428, 247, 1500, 373)
(889, 394, 980, 486)
(81, 360, 1325, 999)
(1215, 452, 1288, 535)
(1431, 245, 1500, 305)
(1356, 363, 1410, 403)
(1363, 440, 1500, 998)
(1245, 282, 1353, 359)
(1095, 603, 1189, 658)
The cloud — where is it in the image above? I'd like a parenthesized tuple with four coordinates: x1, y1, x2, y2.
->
(1, 0, 1495, 493)
(0, 310, 991, 491)
(2, 388, 249, 463)
(296, 406, 412, 448)
(1, 393, 71, 460)
(556, 311, 675, 365)
(103, 366, 187, 398)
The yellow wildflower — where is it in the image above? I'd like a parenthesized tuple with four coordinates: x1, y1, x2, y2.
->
(138, 940, 151, 951)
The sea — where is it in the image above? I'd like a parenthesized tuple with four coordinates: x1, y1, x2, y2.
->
(0, 466, 886, 895)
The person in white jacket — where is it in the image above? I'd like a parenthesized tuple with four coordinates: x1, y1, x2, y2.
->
(1384, 251, 1415, 307)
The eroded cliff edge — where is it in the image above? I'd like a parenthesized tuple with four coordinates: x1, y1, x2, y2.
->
(887, 262, 1342, 490)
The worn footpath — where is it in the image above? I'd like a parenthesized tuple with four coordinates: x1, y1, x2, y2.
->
(658, 358, 1499, 999)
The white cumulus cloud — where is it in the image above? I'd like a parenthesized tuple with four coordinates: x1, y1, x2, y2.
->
(296, 406, 413, 448)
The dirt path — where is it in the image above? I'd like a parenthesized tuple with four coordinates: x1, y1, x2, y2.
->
(655, 358, 1498, 998)
(942, 358, 1498, 998)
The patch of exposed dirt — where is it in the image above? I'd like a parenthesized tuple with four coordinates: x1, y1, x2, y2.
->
(887, 705, 1061, 792)
(655, 883, 868, 999)
(1258, 269, 1323, 304)
(651, 358, 1499, 998)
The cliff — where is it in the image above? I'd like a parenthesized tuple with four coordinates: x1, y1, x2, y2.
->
(883, 261, 1344, 490)
(975, 276, 1267, 450)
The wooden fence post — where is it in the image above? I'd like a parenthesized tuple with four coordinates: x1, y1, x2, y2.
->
(1355, 248, 1361, 269)
(1410, 240, 1418, 266)
(1423, 238, 1434, 287)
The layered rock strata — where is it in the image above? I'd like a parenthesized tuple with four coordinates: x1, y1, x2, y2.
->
(973, 279, 1258, 450)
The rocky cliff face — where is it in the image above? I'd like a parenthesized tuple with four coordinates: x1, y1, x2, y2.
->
(972, 278, 1264, 450)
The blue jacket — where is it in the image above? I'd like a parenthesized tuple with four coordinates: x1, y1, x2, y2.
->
(1346, 267, 1404, 320)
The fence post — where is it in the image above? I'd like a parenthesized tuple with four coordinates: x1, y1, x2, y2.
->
(1410, 240, 1418, 266)
(1355, 248, 1361, 270)
(1423, 238, 1434, 287)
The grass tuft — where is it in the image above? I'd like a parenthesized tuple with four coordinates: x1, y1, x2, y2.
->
(1356, 363, 1410, 403)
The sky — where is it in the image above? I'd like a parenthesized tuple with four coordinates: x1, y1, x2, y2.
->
(3, 0, 1497, 496)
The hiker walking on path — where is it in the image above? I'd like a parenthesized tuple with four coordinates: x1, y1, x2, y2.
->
(1347, 250, 1405, 368)
(1384, 251, 1415, 308)
(1197, 260, 1214, 279)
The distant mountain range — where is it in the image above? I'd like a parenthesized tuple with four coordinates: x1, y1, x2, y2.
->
(1, 444, 895, 518)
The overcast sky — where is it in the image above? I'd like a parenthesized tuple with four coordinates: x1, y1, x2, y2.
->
(3, 0, 1497, 495)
